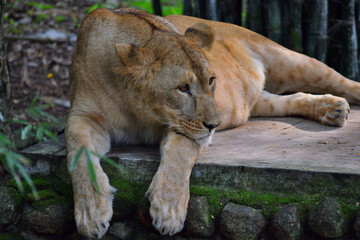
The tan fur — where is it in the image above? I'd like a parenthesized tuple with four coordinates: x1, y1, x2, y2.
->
(66, 8, 360, 238)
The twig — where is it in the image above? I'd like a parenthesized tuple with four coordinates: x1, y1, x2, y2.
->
(4, 35, 68, 43)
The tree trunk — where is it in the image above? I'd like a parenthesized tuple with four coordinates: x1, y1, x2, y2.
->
(217, 0, 242, 26)
(182, 0, 193, 16)
(205, 0, 217, 20)
(246, 0, 263, 34)
(194, 0, 207, 18)
(341, 0, 358, 80)
(152, 0, 162, 16)
(327, 0, 342, 73)
(304, 0, 328, 63)
(355, 0, 360, 80)
(0, 0, 11, 136)
(264, 0, 281, 43)
(281, 0, 303, 52)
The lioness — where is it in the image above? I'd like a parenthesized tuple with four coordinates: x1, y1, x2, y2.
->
(66, 8, 360, 238)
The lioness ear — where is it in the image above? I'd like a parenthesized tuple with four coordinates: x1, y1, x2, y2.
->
(115, 43, 154, 66)
(184, 23, 214, 49)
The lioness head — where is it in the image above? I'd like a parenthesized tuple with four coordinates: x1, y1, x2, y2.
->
(114, 22, 221, 142)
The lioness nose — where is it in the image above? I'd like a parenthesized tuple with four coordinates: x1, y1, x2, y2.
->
(202, 121, 220, 131)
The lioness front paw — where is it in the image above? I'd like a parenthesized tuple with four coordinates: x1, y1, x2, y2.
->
(317, 95, 350, 127)
(146, 171, 189, 236)
(74, 178, 115, 239)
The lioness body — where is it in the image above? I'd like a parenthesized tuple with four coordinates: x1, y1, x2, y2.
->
(66, 8, 360, 238)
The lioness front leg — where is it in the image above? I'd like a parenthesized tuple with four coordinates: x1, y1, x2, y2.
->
(66, 115, 115, 239)
(146, 131, 200, 236)
(251, 90, 350, 126)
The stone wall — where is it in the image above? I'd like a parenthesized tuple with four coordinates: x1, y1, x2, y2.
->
(2, 127, 360, 240)
(1, 174, 360, 240)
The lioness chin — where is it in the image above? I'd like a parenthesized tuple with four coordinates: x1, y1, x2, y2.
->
(66, 8, 360, 238)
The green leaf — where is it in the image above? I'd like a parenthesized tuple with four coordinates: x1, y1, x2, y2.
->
(131, 1, 153, 13)
(69, 146, 85, 173)
(27, 108, 41, 119)
(91, 151, 125, 174)
(21, 125, 32, 140)
(37, 109, 58, 123)
(0, 133, 13, 147)
(14, 160, 39, 200)
(35, 127, 45, 142)
(44, 130, 59, 143)
(7, 119, 30, 125)
(86, 3, 107, 15)
(6, 153, 24, 193)
(29, 96, 39, 107)
(11, 152, 30, 165)
(54, 15, 65, 23)
(85, 148, 100, 193)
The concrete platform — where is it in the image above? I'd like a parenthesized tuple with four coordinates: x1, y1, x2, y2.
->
(21, 106, 360, 198)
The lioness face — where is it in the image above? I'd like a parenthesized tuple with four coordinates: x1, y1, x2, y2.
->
(151, 34, 221, 141)
(115, 23, 221, 141)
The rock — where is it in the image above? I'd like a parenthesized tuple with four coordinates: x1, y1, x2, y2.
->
(112, 198, 136, 221)
(22, 202, 71, 235)
(270, 204, 302, 240)
(19, 17, 31, 25)
(20, 230, 52, 240)
(101, 233, 119, 240)
(133, 229, 152, 240)
(220, 202, 267, 240)
(185, 196, 215, 237)
(308, 197, 346, 238)
(354, 213, 360, 240)
(0, 232, 23, 240)
(0, 187, 21, 229)
(109, 221, 134, 239)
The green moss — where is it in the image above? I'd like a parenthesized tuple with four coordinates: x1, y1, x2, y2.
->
(339, 199, 359, 219)
(6, 176, 73, 200)
(6, 176, 55, 193)
(32, 196, 70, 209)
(51, 182, 73, 199)
(111, 178, 147, 205)
(189, 185, 354, 219)
(26, 189, 58, 201)
(0, 232, 23, 240)
(4, 174, 358, 223)
(5, 176, 73, 211)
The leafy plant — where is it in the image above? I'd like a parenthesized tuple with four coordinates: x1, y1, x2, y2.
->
(1, 96, 61, 199)
(54, 16, 65, 23)
(162, 0, 182, 16)
(131, 0, 153, 13)
(27, 2, 54, 10)
(10, 96, 59, 143)
(0, 134, 39, 200)
(86, 2, 116, 15)
(69, 146, 125, 193)
(35, 14, 48, 23)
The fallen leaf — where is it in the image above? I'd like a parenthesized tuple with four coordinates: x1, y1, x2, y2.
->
(21, 58, 31, 86)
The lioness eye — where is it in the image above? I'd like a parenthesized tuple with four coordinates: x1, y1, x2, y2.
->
(179, 84, 190, 93)
(209, 77, 215, 86)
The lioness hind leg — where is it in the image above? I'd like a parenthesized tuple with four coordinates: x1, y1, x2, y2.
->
(66, 115, 114, 239)
(251, 91, 350, 127)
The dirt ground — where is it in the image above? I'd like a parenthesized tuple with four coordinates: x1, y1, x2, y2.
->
(4, 0, 131, 130)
